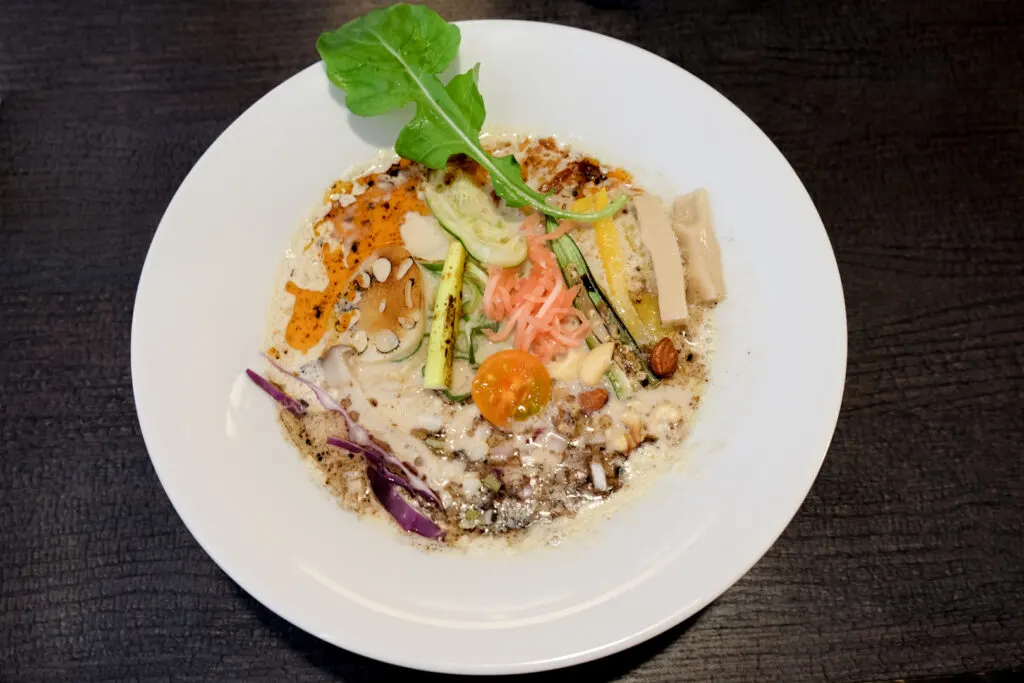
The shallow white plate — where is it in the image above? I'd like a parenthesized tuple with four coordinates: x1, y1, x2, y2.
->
(132, 19, 846, 675)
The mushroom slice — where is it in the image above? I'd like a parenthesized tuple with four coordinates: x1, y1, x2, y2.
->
(343, 244, 426, 362)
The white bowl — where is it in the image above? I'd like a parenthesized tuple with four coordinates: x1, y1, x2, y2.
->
(132, 19, 846, 675)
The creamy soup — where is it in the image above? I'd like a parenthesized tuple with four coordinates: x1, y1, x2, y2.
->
(255, 135, 723, 547)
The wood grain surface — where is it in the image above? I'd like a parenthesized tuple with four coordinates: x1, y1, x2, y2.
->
(2, 0, 1023, 681)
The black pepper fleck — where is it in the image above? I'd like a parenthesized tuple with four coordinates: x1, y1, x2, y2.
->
(686, 353, 693, 362)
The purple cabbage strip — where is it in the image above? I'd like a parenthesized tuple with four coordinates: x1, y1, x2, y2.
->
(256, 353, 446, 538)
(328, 438, 443, 509)
(245, 369, 306, 416)
(328, 436, 446, 540)
(366, 465, 446, 540)
(262, 354, 368, 442)
(327, 437, 415, 497)
(360, 440, 442, 508)
(262, 354, 442, 508)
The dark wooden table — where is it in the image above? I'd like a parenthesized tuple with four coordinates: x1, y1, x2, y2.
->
(2, 1, 1023, 681)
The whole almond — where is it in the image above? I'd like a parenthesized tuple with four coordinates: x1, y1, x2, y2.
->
(650, 337, 679, 378)
(579, 388, 609, 412)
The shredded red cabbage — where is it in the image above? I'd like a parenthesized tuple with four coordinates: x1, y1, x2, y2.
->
(261, 354, 369, 441)
(245, 369, 306, 416)
(327, 437, 414, 496)
(328, 436, 445, 540)
(366, 465, 446, 539)
(255, 354, 446, 538)
(262, 354, 442, 508)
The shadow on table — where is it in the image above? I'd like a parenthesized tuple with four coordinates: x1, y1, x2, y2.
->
(240, 587, 702, 681)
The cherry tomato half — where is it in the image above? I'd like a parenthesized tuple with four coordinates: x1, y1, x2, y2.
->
(472, 350, 552, 427)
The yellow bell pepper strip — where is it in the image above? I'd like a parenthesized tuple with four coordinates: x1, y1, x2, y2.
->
(633, 292, 670, 339)
(571, 190, 656, 345)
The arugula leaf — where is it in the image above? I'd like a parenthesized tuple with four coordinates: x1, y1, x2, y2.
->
(316, 3, 627, 222)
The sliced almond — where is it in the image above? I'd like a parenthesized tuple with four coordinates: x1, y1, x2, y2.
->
(395, 257, 414, 281)
(343, 245, 424, 362)
(580, 342, 616, 385)
(547, 347, 587, 382)
(374, 330, 400, 353)
(371, 257, 392, 282)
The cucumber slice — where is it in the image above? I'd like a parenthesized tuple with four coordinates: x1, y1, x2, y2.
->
(464, 260, 489, 289)
(390, 336, 423, 363)
(445, 360, 475, 402)
(461, 277, 483, 316)
(420, 258, 484, 317)
(454, 324, 473, 361)
(419, 360, 473, 403)
(424, 173, 528, 268)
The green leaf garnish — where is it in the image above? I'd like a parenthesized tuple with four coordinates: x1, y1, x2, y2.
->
(316, 4, 627, 222)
